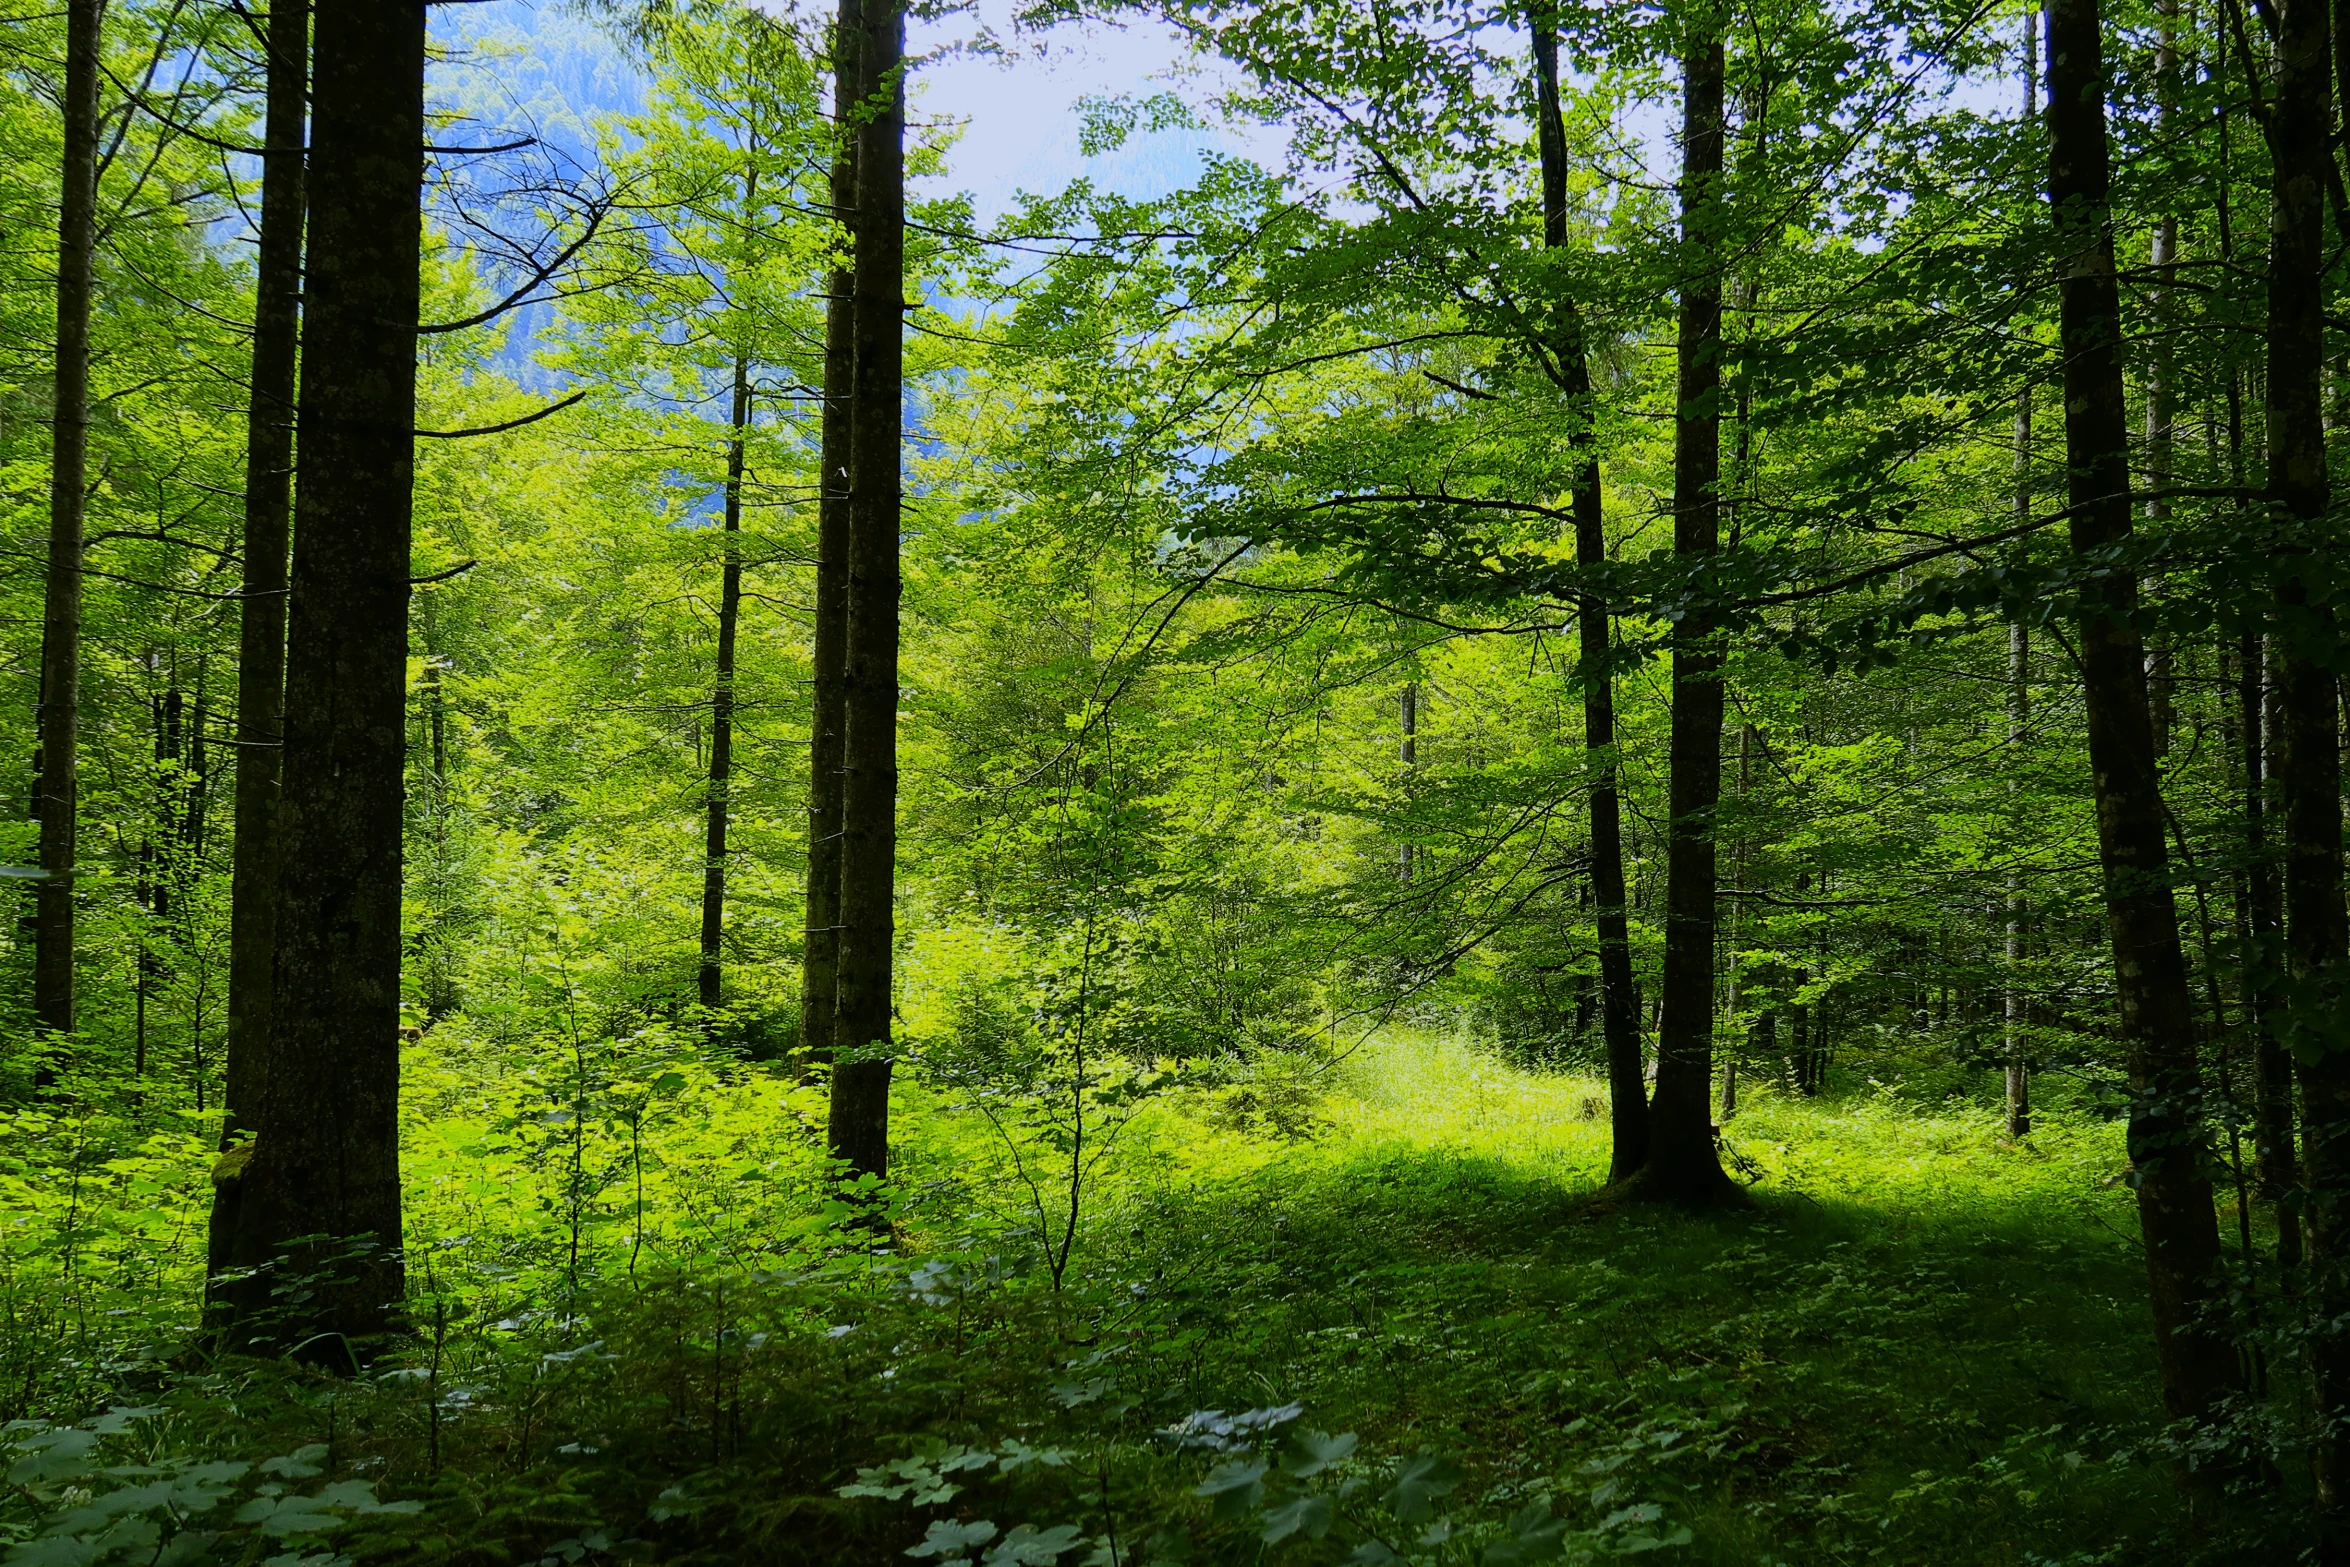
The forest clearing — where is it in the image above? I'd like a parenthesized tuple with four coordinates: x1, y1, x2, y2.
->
(0, 0, 2335, 1560)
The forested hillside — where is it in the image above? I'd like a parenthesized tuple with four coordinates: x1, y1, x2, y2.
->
(0, 0, 2332, 1561)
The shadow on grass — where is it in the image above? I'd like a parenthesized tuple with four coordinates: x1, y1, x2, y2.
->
(1099, 1127, 2291, 1565)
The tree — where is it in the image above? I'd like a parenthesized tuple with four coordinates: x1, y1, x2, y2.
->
(33, 0, 104, 1048)
(2264, 0, 2350, 1531)
(1530, 6, 1643, 1181)
(2042, 0, 2235, 1430)
(829, 0, 903, 1184)
(211, 0, 307, 1294)
(1625, 3, 1737, 1206)
(220, 0, 426, 1354)
(800, 0, 858, 1067)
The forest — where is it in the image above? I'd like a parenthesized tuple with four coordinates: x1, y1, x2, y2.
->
(0, 0, 2338, 1559)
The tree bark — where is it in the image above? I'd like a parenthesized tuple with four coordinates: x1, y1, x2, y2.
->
(2009, 2, 2033, 1137)
(212, 0, 306, 1298)
(221, 0, 423, 1358)
(699, 356, 749, 1014)
(2268, 0, 2350, 1530)
(829, 0, 902, 1184)
(2243, 633, 2300, 1269)
(1627, 11, 1737, 1204)
(801, 0, 857, 1066)
(2044, 0, 2236, 1428)
(34, 0, 103, 1045)
(1532, 10, 1645, 1181)
(1398, 681, 1416, 882)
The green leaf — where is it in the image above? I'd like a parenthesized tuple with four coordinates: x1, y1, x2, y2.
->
(980, 1523, 1084, 1565)
(1194, 1458, 1267, 1521)
(1258, 1493, 1332, 1543)
(906, 1518, 997, 1560)
(1385, 1451, 1461, 1524)
(1280, 1429, 1357, 1479)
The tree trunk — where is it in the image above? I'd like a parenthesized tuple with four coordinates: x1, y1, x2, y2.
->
(801, 3, 857, 1066)
(212, 0, 307, 1298)
(2245, 633, 2301, 1271)
(1532, 9, 1644, 1180)
(2044, 0, 2236, 1428)
(699, 357, 749, 1014)
(34, 0, 103, 1046)
(2268, 0, 2350, 1530)
(829, 0, 902, 1185)
(1398, 681, 1416, 882)
(2009, 41, 2033, 1139)
(221, 0, 424, 1358)
(1627, 14, 1737, 1205)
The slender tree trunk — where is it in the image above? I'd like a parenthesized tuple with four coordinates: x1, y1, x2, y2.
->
(2044, 0, 2237, 1428)
(1721, 724, 1751, 1123)
(2246, 633, 2302, 1270)
(1531, 11, 1644, 1180)
(212, 0, 307, 1297)
(699, 357, 750, 1014)
(2006, 609, 2031, 1137)
(801, 1, 857, 1065)
(1629, 11, 1737, 1204)
(2009, 30, 2034, 1139)
(1398, 681, 1416, 882)
(829, 0, 903, 1184)
(2143, 0, 2177, 757)
(35, 0, 103, 1046)
(2269, 0, 2350, 1531)
(222, 0, 424, 1357)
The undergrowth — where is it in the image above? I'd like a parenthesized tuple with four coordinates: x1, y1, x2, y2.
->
(0, 1030, 2305, 1565)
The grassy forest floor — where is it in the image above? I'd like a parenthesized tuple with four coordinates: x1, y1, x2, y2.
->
(0, 1032, 2303, 1565)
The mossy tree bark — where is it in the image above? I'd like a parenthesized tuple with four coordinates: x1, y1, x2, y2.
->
(2043, 0, 2236, 1429)
(221, 0, 424, 1357)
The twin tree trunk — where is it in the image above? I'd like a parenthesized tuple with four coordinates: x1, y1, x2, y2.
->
(34, 0, 103, 1046)
(1530, 13, 1644, 1181)
(2042, 0, 2235, 1426)
(219, 0, 423, 1354)
(211, 0, 306, 1291)
(2269, 0, 2350, 1529)
(1629, 14, 1737, 1204)
(827, 0, 903, 1183)
(800, 20, 857, 1067)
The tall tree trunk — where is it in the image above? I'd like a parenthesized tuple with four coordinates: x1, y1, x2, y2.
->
(2143, 0, 2177, 758)
(34, 0, 103, 1046)
(1398, 681, 1416, 882)
(2269, 0, 2350, 1531)
(221, 0, 423, 1358)
(2243, 632, 2300, 1270)
(2009, 14, 2033, 1142)
(699, 357, 749, 1014)
(801, 1, 857, 1066)
(2006, 605, 2031, 1137)
(1628, 11, 1737, 1204)
(829, 0, 902, 1184)
(1532, 9, 1644, 1180)
(2044, 0, 2237, 1428)
(212, 0, 306, 1298)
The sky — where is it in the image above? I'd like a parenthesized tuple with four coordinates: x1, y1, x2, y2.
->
(907, 1, 1266, 221)
(433, 0, 1266, 223)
